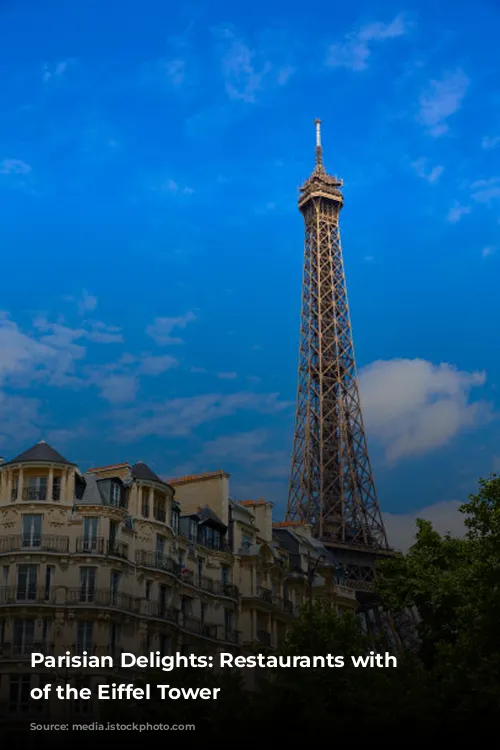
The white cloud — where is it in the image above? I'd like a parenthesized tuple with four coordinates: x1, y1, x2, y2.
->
(447, 203, 471, 223)
(217, 371, 238, 379)
(481, 135, 500, 150)
(138, 355, 178, 375)
(471, 176, 500, 204)
(78, 290, 97, 315)
(0, 159, 31, 175)
(418, 69, 470, 136)
(97, 374, 138, 404)
(146, 312, 196, 345)
(411, 158, 444, 183)
(384, 501, 465, 552)
(358, 358, 492, 463)
(326, 15, 409, 71)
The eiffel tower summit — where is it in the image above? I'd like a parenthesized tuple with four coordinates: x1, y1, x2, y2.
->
(286, 120, 392, 591)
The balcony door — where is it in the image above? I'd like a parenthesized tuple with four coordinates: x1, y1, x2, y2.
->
(83, 517, 99, 552)
(79, 567, 96, 603)
(22, 515, 42, 548)
(16, 565, 37, 601)
(27, 477, 47, 501)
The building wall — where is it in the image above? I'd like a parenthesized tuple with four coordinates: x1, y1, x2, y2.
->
(0, 450, 357, 720)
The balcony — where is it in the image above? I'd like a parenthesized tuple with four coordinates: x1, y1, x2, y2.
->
(106, 540, 128, 559)
(180, 568, 195, 585)
(223, 629, 240, 644)
(76, 537, 105, 554)
(257, 629, 272, 646)
(65, 588, 140, 614)
(257, 586, 273, 604)
(198, 577, 239, 599)
(0, 641, 55, 658)
(0, 586, 55, 605)
(182, 616, 218, 640)
(272, 596, 295, 615)
(141, 600, 179, 624)
(135, 549, 180, 576)
(17, 487, 60, 502)
(0, 535, 69, 554)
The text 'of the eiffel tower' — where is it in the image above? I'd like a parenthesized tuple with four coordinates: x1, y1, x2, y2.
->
(286, 120, 391, 588)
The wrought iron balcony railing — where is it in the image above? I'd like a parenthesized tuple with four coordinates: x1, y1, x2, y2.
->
(141, 600, 180, 624)
(0, 535, 69, 554)
(76, 537, 105, 554)
(0, 641, 55, 658)
(106, 540, 128, 559)
(65, 588, 141, 614)
(198, 577, 239, 599)
(0, 586, 55, 605)
(135, 549, 180, 576)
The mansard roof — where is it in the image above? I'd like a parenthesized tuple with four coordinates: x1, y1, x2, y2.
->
(6, 440, 73, 466)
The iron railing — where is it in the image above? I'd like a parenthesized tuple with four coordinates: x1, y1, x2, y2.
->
(0, 535, 69, 554)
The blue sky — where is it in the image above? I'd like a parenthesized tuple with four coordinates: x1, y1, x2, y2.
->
(1, 0, 499, 546)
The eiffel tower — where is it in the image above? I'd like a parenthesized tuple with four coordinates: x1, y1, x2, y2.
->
(286, 120, 392, 590)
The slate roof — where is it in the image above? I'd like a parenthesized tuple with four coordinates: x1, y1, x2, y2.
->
(76, 474, 104, 505)
(197, 505, 226, 528)
(131, 462, 168, 486)
(6, 441, 73, 466)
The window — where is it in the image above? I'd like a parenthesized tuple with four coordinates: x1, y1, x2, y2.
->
(109, 623, 120, 657)
(160, 634, 170, 654)
(27, 476, 47, 501)
(197, 557, 203, 582)
(181, 596, 192, 617)
(80, 567, 96, 603)
(188, 519, 197, 542)
(83, 517, 99, 552)
(141, 492, 149, 518)
(41, 619, 49, 650)
(159, 584, 169, 617)
(145, 580, 152, 600)
(44, 565, 54, 601)
(156, 534, 166, 560)
(171, 507, 179, 534)
(16, 565, 37, 601)
(200, 602, 206, 624)
(110, 482, 121, 506)
(22, 514, 42, 548)
(221, 566, 229, 585)
(13, 619, 35, 656)
(110, 571, 120, 604)
(9, 675, 31, 713)
(76, 621, 93, 653)
(74, 676, 92, 714)
(3, 565, 9, 586)
(52, 475, 61, 501)
(224, 609, 234, 637)
(242, 534, 252, 550)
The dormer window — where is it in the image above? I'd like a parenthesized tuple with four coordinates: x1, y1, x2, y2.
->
(188, 519, 197, 543)
(171, 507, 179, 534)
(110, 483, 121, 507)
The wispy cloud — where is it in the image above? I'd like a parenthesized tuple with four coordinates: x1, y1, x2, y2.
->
(411, 158, 444, 183)
(470, 176, 500, 204)
(0, 159, 31, 175)
(42, 60, 72, 83)
(418, 69, 470, 137)
(78, 290, 97, 315)
(482, 246, 496, 258)
(146, 312, 196, 345)
(156, 178, 194, 195)
(447, 203, 471, 223)
(217, 371, 238, 380)
(212, 26, 294, 103)
(481, 135, 500, 150)
(326, 15, 410, 71)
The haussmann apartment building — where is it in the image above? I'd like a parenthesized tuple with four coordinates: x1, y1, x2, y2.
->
(0, 440, 357, 721)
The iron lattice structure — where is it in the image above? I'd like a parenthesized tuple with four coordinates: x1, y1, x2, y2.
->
(286, 121, 391, 587)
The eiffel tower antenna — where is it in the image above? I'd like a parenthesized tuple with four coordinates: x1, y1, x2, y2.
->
(286, 119, 391, 589)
